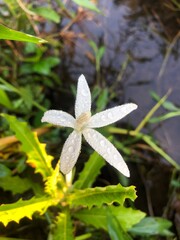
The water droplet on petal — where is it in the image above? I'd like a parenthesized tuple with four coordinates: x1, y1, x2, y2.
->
(81, 89, 88, 96)
(108, 112, 113, 119)
(68, 146, 74, 153)
(92, 133, 96, 138)
(100, 140, 105, 147)
(86, 131, 91, 138)
(101, 115, 106, 121)
(107, 147, 111, 154)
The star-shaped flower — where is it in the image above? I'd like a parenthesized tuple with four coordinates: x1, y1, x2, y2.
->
(41, 75, 137, 177)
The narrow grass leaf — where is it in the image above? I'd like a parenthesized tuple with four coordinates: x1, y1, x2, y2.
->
(149, 111, 180, 123)
(0, 24, 47, 43)
(73, 151, 105, 189)
(0, 196, 52, 226)
(150, 91, 179, 111)
(135, 90, 171, 133)
(68, 184, 136, 208)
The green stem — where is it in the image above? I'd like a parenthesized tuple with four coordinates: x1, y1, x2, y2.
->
(108, 127, 180, 170)
(134, 89, 171, 134)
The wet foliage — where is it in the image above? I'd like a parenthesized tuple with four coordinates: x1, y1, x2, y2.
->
(0, 0, 180, 239)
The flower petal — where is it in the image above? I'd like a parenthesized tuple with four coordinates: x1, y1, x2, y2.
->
(41, 110, 75, 128)
(83, 128, 130, 177)
(60, 130, 82, 174)
(75, 74, 91, 118)
(87, 103, 138, 128)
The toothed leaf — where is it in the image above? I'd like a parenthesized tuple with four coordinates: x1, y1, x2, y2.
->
(68, 184, 136, 208)
(0, 196, 52, 226)
(2, 114, 53, 181)
(49, 211, 74, 240)
(45, 160, 65, 197)
(74, 206, 146, 231)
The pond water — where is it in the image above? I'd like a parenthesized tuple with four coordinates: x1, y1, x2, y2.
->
(60, 0, 180, 165)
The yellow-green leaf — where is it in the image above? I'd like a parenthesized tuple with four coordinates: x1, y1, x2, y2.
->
(67, 184, 136, 208)
(49, 211, 74, 240)
(45, 160, 65, 198)
(0, 24, 47, 43)
(0, 197, 52, 226)
(2, 114, 53, 181)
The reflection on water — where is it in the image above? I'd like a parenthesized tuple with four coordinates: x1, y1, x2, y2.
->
(60, 0, 180, 163)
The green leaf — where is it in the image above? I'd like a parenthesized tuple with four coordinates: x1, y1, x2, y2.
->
(97, 46, 105, 61)
(0, 77, 19, 93)
(19, 86, 33, 110)
(96, 88, 108, 112)
(72, 0, 101, 13)
(150, 91, 179, 111)
(0, 196, 52, 226)
(0, 24, 47, 43)
(74, 206, 145, 231)
(45, 160, 65, 197)
(0, 176, 32, 194)
(32, 57, 60, 75)
(88, 40, 98, 54)
(67, 184, 136, 208)
(149, 111, 180, 123)
(32, 7, 60, 23)
(0, 164, 11, 178)
(107, 209, 133, 240)
(2, 114, 53, 181)
(49, 211, 74, 240)
(73, 152, 105, 189)
(0, 89, 13, 109)
(129, 217, 174, 237)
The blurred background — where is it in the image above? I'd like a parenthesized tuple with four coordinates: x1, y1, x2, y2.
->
(0, 0, 179, 239)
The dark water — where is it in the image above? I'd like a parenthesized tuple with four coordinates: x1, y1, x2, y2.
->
(60, 0, 180, 164)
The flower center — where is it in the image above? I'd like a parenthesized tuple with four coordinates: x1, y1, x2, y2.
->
(75, 112, 91, 131)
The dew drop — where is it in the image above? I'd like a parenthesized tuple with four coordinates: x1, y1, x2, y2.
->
(100, 140, 105, 147)
(114, 154, 118, 160)
(108, 112, 113, 119)
(81, 89, 88, 96)
(92, 133, 96, 138)
(68, 146, 74, 153)
(107, 147, 111, 154)
(101, 115, 106, 121)
(88, 132, 92, 138)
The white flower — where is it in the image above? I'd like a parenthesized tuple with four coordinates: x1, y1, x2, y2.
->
(41, 75, 137, 177)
